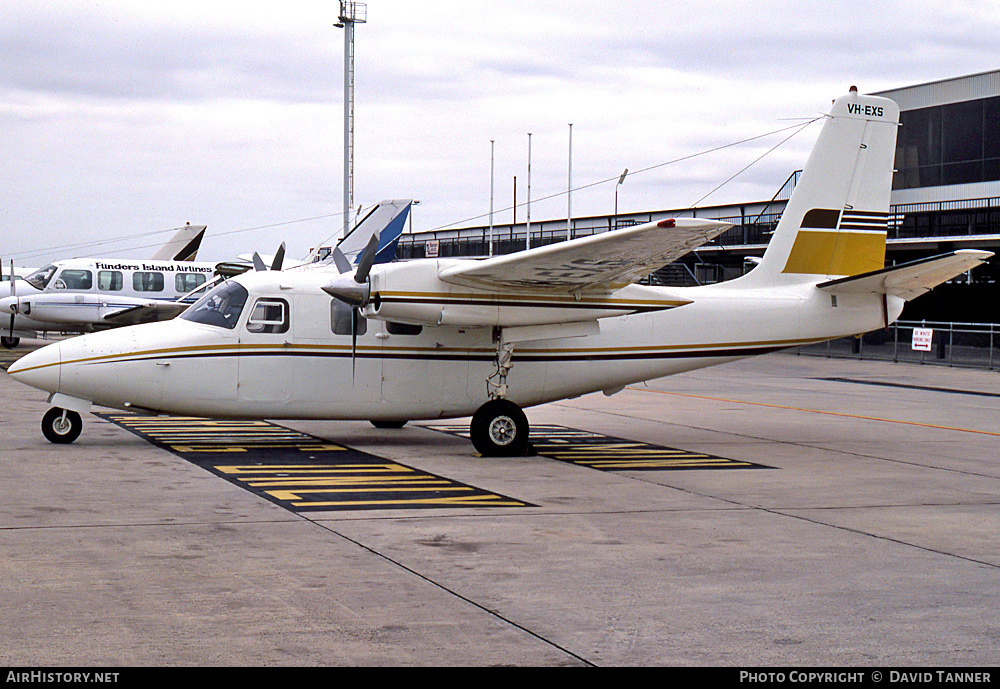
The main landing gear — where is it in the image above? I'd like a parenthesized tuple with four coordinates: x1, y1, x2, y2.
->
(470, 398, 529, 457)
(1, 336, 19, 349)
(469, 331, 531, 457)
(42, 407, 82, 444)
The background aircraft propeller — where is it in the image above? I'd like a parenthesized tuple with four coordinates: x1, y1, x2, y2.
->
(251, 243, 286, 272)
(6, 259, 15, 343)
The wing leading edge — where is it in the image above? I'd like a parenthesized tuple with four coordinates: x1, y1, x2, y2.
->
(437, 218, 733, 293)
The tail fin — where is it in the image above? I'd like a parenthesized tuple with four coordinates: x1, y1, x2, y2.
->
(151, 224, 207, 262)
(740, 89, 899, 286)
(335, 199, 412, 265)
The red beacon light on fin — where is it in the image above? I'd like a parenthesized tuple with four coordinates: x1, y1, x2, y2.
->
(656, 219, 676, 228)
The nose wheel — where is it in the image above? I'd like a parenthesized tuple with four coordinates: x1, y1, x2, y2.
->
(42, 408, 82, 444)
(470, 399, 529, 457)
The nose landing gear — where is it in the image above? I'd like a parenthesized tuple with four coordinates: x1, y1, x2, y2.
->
(42, 407, 82, 444)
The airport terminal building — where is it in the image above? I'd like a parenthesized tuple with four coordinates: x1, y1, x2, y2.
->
(397, 70, 1000, 325)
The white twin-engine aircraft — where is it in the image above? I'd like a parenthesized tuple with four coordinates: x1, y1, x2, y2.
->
(0, 224, 209, 348)
(8, 90, 993, 454)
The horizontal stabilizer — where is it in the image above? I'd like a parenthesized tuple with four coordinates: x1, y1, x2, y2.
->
(438, 217, 732, 292)
(816, 250, 993, 301)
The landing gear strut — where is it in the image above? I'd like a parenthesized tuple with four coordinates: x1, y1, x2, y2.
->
(471, 331, 530, 456)
(42, 407, 82, 444)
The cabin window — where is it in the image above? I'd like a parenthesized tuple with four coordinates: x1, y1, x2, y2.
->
(331, 300, 367, 337)
(246, 298, 289, 334)
(180, 281, 248, 330)
(53, 269, 92, 290)
(176, 272, 207, 293)
(25, 265, 58, 290)
(133, 271, 164, 292)
(98, 271, 123, 291)
(387, 321, 423, 336)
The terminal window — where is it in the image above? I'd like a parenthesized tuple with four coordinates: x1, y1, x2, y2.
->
(893, 95, 1000, 189)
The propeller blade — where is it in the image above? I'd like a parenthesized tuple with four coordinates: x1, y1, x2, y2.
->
(251, 253, 267, 272)
(7, 260, 13, 340)
(354, 234, 380, 284)
(331, 247, 353, 275)
(270, 243, 285, 271)
(351, 307, 358, 382)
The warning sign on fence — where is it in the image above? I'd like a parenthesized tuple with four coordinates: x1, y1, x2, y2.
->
(911, 327, 934, 351)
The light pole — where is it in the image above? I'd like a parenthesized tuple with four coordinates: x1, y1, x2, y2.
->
(614, 168, 628, 230)
(567, 123, 573, 241)
(335, 2, 366, 238)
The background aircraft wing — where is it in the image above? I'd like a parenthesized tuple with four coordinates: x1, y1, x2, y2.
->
(817, 249, 993, 301)
(437, 218, 732, 292)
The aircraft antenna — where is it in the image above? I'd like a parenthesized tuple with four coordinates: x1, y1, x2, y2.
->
(335, 2, 367, 239)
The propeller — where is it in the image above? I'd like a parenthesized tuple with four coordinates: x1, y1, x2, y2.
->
(6, 259, 15, 343)
(322, 234, 380, 380)
(251, 242, 287, 272)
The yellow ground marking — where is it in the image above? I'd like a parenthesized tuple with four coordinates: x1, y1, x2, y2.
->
(284, 494, 526, 508)
(631, 388, 1000, 438)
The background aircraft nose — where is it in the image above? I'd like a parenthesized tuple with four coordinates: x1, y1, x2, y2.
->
(7, 341, 61, 394)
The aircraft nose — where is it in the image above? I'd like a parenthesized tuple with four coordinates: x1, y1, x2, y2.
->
(6, 341, 61, 394)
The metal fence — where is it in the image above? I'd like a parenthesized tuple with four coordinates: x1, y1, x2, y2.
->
(794, 320, 1000, 370)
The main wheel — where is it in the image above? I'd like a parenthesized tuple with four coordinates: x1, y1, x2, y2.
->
(1, 336, 19, 349)
(41, 408, 82, 444)
(470, 399, 529, 457)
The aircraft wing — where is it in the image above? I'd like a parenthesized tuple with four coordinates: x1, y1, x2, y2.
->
(437, 218, 733, 292)
(101, 300, 193, 326)
(816, 249, 993, 301)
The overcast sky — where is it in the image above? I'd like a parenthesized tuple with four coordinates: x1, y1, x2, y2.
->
(3, 0, 998, 265)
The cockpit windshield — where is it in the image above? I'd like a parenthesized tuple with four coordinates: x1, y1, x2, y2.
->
(179, 281, 248, 330)
(25, 264, 58, 291)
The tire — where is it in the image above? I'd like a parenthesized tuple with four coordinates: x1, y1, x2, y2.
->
(370, 420, 407, 429)
(41, 408, 83, 444)
(470, 399, 529, 457)
(1, 336, 19, 349)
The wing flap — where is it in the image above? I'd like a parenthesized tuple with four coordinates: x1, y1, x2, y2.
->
(438, 218, 733, 292)
(817, 250, 993, 301)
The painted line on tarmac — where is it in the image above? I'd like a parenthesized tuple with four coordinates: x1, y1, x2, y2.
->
(633, 388, 1000, 438)
(428, 423, 767, 471)
(97, 414, 533, 512)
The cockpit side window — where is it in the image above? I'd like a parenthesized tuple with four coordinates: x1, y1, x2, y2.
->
(180, 281, 248, 330)
(246, 298, 289, 334)
(25, 265, 58, 290)
(53, 269, 93, 290)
